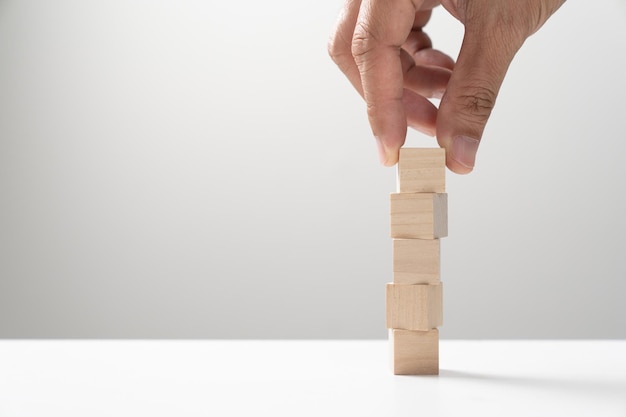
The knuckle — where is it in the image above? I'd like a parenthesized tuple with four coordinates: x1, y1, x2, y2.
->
(351, 22, 376, 62)
(328, 31, 356, 74)
(452, 85, 497, 123)
(327, 32, 347, 63)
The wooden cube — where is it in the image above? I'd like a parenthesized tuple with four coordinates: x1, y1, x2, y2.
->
(393, 239, 440, 284)
(390, 193, 448, 239)
(389, 328, 439, 375)
(397, 148, 446, 193)
(386, 283, 443, 330)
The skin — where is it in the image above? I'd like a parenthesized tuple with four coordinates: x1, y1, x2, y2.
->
(329, 0, 566, 173)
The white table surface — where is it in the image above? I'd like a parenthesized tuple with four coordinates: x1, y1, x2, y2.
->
(0, 340, 624, 416)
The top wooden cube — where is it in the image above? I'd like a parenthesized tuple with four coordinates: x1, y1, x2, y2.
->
(396, 148, 446, 193)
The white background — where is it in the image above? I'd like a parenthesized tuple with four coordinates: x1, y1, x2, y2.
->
(1, 341, 625, 416)
(0, 0, 624, 338)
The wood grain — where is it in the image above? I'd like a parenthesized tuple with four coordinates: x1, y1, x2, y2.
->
(393, 238, 440, 284)
(389, 328, 439, 375)
(386, 283, 443, 330)
(390, 193, 448, 239)
(396, 148, 445, 193)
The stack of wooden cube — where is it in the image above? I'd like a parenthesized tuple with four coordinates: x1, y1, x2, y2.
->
(386, 148, 447, 375)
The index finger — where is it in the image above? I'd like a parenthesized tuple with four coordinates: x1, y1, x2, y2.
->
(351, 0, 425, 165)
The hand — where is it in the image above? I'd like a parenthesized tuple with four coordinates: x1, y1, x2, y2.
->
(329, 0, 565, 173)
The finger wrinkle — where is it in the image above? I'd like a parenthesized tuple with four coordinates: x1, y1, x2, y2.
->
(351, 20, 381, 60)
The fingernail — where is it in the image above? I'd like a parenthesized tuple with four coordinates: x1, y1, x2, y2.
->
(451, 136, 480, 169)
(375, 136, 388, 165)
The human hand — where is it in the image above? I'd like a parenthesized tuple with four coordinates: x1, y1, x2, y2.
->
(329, 0, 565, 173)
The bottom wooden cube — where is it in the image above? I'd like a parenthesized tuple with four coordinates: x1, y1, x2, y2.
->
(389, 328, 439, 375)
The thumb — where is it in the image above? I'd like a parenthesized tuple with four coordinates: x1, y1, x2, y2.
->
(437, 24, 523, 174)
